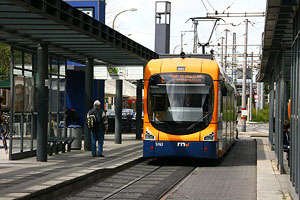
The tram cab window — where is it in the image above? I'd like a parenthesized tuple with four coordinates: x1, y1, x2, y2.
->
(154, 95, 165, 111)
(148, 73, 214, 135)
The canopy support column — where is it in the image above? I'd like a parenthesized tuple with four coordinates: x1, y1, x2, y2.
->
(269, 80, 274, 151)
(115, 80, 123, 144)
(84, 58, 94, 151)
(36, 44, 49, 162)
(136, 80, 143, 140)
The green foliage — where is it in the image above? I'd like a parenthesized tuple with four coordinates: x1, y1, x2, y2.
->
(0, 44, 10, 81)
(264, 83, 269, 95)
(252, 104, 269, 122)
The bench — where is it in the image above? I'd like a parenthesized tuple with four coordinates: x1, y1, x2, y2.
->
(47, 137, 76, 156)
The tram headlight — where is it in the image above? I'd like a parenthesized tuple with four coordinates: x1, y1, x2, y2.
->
(203, 132, 215, 141)
(144, 128, 155, 140)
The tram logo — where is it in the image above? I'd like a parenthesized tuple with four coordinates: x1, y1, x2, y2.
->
(177, 142, 190, 147)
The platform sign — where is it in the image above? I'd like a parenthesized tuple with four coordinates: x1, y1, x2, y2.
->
(107, 67, 126, 79)
(94, 66, 143, 80)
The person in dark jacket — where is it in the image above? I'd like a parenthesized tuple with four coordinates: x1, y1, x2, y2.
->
(87, 100, 108, 157)
(65, 107, 79, 126)
(0, 95, 7, 153)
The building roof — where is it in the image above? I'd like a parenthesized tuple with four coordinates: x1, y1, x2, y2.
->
(0, 0, 158, 65)
(257, 0, 296, 82)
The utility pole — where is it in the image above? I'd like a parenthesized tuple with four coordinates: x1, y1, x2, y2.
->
(260, 82, 264, 109)
(249, 52, 253, 121)
(220, 37, 224, 68)
(257, 42, 264, 110)
(232, 32, 236, 83)
(224, 29, 229, 71)
(241, 19, 248, 132)
(224, 29, 229, 70)
(181, 32, 184, 52)
(256, 83, 260, 112)
(193, 20, 198, 53)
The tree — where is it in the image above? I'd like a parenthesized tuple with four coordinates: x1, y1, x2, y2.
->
(264, 82, 269, 95)
(0, 44, 10, 81)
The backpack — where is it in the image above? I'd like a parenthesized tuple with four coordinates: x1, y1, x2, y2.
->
(87, 108, 103, 130)
(87, 114, 97, 129)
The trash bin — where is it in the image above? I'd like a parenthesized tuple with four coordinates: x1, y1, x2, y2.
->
(67, 125, 82, 150)
(108, 116, 115, 132)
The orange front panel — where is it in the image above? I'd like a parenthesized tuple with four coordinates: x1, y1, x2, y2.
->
(145, 59, 162, 80)
(201, 60, 219, 124)
(143, 80, 149, 123)
(160, 58, 202, 73)
(201, 60, 219, 80)
(158, 131, 200, 142)
(211, 80, 219, 123)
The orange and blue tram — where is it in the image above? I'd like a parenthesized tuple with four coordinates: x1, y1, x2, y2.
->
(143, 55, 237, 159)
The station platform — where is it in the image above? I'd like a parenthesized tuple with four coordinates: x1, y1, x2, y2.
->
(0, 124, 298, 200)
(237, 122, 297, 200)
(0, 134, 143, 200)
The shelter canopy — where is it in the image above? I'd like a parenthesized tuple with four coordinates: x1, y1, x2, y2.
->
(0, 0, 158, 65)
(257, 0, 296, 82)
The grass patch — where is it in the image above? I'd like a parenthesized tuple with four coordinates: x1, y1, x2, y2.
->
(252, 104, 269, 122)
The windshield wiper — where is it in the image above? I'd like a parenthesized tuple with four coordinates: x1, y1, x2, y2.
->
(186, 112, 211, 130)
(154, 121, 165, 124)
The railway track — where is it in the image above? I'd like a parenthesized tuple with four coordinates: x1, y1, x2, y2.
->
(60, 139, 256, 200)
(62, 159, 197, 200)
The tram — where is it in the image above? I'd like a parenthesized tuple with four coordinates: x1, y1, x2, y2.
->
(143, 54, 237, 159)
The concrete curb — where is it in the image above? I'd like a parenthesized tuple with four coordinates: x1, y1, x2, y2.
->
(17, 157, 145, 200)
(256, 138, 297, 200)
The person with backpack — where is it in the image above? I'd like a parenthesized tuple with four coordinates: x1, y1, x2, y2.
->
(87, 100, 108, 157)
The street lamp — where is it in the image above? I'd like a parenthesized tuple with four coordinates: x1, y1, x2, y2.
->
(112, 8, 137, 29)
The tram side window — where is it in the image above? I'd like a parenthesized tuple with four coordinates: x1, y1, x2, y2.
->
(220, 82, 226, 113)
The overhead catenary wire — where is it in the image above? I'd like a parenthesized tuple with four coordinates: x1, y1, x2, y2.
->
(206, 0, 216, 11)
(201, 0, 209, 13)
(222, 0, 237, 13)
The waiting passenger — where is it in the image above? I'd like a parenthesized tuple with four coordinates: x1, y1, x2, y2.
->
(283, 120, 290, 160)
(87, 100, 108, 157)
(0, 95, 7, 153)
(65, 107, 79, 126)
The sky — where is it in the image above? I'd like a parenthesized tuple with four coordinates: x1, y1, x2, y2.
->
(105, 0, 267, 69)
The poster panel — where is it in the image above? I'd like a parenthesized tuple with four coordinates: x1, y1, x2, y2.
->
(14, 76, 24, 113)
(24, 77, 34, 112)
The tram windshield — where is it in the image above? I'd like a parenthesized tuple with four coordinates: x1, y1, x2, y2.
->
(148, 73, 214, 135)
